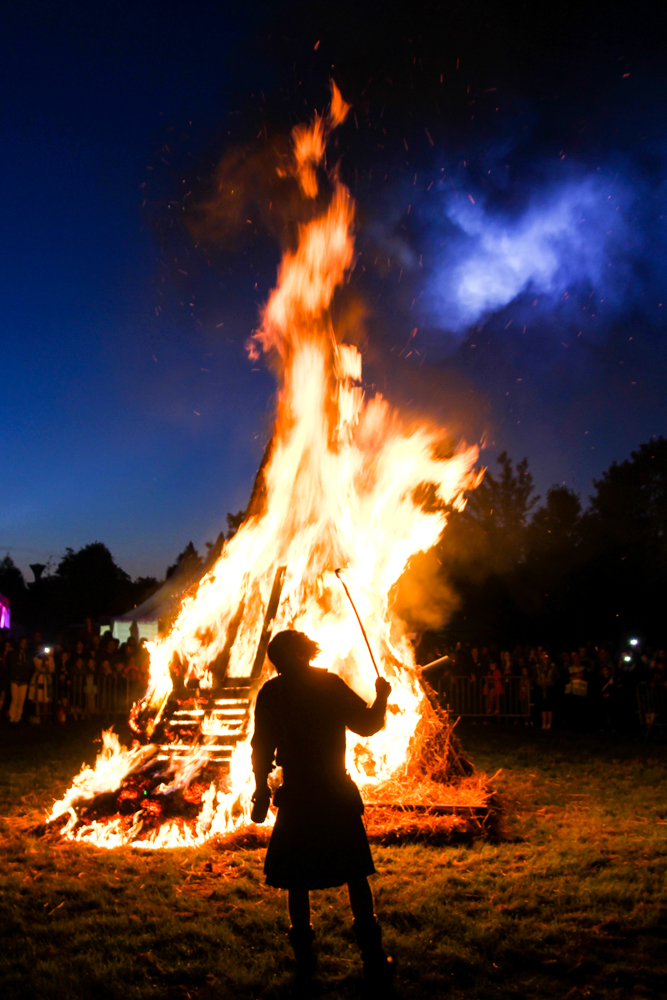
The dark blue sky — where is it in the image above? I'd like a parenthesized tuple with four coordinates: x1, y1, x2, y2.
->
(1, 0, 665, 581)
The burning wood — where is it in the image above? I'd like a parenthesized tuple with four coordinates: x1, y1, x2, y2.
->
(47, 83, 488, 849)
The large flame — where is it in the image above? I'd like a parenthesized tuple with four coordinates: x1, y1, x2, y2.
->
(48, 84, 481, 848)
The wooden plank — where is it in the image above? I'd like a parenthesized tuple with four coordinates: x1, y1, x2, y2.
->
(366, 803, 488, 816)
(249, 565, 287, 678)
(208, 595, 246, 685)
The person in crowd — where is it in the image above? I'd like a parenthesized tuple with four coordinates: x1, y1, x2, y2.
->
(519, 663, 534, 724)
(99, 637, 115, 677)
(454, 642, 471, 680)
(500, 650, 514, 678)
(598, 646, 614, 677)
(250, 629, 393, 982)
(90, 633, 102, 663)
(528, 647, 539, 674)
(113, 640, 126, 676)
(29, 630, 43, 660)
(70, 641, 87, 720)
(567, 651, 589, 731)
(470, 646, 483, 680)
(536, 649, 559, 730)
(54, 642, 70, 723)
(0, 636, 12, 719)
(561, 651, 573, 726)
(639, 648, 652, 681)
(598, 663, 616, 731)
(85, 648, 98, 715)
(123, 639, 140, 683)
(616, 648, 642, 732)
(137, 639, 151, 687)
(8, 636, 32, 723)
(29, 646, 55, 723)
(579, 645, 595, 676)
(79, 616, 97, 647)
(483, 660, 504, 716)
(651, 651, 667, 684)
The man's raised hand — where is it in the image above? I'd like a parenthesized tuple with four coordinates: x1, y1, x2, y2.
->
(375, 677, 391, 702)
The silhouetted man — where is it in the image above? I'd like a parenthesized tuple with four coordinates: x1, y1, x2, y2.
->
(251, 629, 392, 981)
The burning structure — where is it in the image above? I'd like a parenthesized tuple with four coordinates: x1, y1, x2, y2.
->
(48, 86, 487, 850)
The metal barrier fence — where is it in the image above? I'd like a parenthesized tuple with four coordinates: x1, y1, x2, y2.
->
(50, 673, 145, 719)
(22, 671, 665, 731)
(435, 675, 531, 719)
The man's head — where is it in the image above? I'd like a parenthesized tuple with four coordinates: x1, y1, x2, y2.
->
(267, 630, 320, 675)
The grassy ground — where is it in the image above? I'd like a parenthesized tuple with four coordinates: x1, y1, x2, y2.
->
(1, 719, 666, 999)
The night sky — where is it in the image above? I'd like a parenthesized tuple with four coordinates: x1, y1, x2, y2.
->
(1, 0, 665, 582)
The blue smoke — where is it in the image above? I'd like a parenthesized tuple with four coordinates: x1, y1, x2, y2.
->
(422, 164, 663, 336)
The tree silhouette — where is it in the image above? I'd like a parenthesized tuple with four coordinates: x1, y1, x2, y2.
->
(575, 436, 667, 640)
(56, 542, 131, 623)
(527, 486, 582, 556)
(0, 555, 27, 622)
(165, 542, 201, 581)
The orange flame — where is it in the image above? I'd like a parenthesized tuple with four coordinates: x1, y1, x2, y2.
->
(48, 84, 481, 848)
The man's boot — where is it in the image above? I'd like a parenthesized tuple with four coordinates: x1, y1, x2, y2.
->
(353, 916, 394, 983)
(288, 923, 316, 976)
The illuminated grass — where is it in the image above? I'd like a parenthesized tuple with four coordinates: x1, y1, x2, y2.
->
(1, 722, 666, 998)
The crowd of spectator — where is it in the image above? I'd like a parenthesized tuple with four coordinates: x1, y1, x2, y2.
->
(0, 618, 150, 725)
(419, 639, 667, 733)
(2, 620, 665, 736)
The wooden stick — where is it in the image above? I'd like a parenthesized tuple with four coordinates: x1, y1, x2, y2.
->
(334, 568, 381, 678)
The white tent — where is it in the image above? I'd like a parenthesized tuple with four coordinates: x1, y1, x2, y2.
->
(112, 573, 196, 643)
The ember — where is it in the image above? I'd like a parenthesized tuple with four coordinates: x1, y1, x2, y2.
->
(47, 84, 487, 849)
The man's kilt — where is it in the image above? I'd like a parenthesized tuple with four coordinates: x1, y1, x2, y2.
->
(264, 772, 375, 890)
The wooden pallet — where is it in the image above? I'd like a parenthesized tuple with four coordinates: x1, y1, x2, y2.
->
(156, 566, 286, 766)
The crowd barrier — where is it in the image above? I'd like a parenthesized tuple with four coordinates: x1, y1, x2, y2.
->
(433, 675, 531, 719)
(48, 673, 146, 719)
(16, 671, 667, 732)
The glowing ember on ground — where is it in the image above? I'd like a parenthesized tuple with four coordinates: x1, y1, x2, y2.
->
(48, 84, 484, 849)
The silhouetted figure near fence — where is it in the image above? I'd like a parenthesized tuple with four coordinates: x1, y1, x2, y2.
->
(8, 637, 32, 722)
(250, 629, 393, 982)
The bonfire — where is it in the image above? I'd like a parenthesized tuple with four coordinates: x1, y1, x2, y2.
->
(47, 84, 492, 850)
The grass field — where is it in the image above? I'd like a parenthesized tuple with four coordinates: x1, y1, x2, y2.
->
(1, 720, 666, 999)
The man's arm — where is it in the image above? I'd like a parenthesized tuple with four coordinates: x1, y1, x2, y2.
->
(344, 676, 392, 737)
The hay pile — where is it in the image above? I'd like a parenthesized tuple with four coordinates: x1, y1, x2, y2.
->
(213, 700, 502, 850)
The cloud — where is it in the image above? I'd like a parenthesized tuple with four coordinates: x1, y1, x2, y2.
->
(423, 167, 653, 334)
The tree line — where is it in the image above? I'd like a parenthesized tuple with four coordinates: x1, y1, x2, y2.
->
(0, 510, 246, 636)
(426, 435, 667, 648)
(2, 436, 666, 646)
